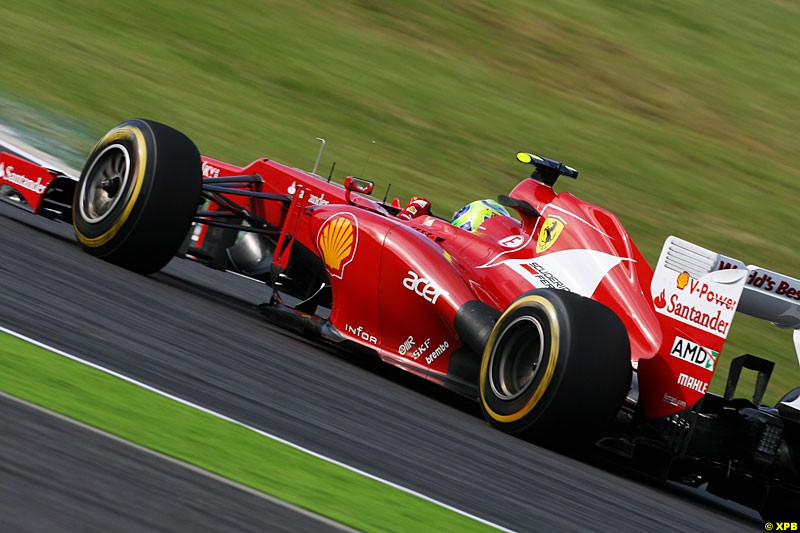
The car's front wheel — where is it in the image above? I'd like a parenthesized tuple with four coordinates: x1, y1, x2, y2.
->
(73, 119, 202, 274)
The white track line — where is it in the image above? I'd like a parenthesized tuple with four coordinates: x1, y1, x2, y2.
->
(0, 325, 512, 532)
(0, 391, 358, 532)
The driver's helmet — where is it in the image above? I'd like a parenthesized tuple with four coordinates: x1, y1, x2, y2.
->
(451, 199, 510, 232)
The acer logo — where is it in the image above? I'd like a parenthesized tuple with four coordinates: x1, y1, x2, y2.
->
(201, 161, 219, 178)
(402, 271, 448, 304)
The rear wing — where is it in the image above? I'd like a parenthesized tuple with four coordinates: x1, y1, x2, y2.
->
(656, 237, 800, 366)
(715, 256, 800, 370)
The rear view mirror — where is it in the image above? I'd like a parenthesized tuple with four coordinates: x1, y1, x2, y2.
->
(344, 176, 374, 195)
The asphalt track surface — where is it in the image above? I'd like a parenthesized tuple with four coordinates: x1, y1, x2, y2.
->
(0, 194, 764, 530)
(0, 393, 351, 532)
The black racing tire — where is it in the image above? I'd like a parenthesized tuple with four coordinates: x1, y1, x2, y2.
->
(73, 119, 202, 274)
(479, 289, 632, 445)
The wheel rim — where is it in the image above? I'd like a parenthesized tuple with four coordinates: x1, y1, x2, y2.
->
(488, 315, 545, 401)
(78, 144, 131, 223)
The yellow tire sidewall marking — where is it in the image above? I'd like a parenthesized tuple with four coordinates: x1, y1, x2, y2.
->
(74, 125, 147, 248)
(480, 295, 560, 424)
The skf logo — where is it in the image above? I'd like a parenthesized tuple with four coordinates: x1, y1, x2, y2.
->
(317, 213, 358, 279)
(536, 217, 564, 253)
(403, 270, 449, 304)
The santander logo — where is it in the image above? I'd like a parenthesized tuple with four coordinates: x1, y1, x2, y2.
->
(654, 290, 666, 309)
(0, 162, 47, 194)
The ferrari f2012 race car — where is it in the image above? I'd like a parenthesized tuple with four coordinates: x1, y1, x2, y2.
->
(1, 119, 799, 520)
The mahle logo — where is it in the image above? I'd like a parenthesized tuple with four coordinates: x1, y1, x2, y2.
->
(670, 336, 718, 371)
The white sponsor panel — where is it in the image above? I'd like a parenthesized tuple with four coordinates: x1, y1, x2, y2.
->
(652, 237, 747, 339)
(670, 336, 718, 371)
(502, 249, 629, 297)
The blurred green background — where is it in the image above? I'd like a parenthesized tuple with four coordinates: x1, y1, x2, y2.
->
(1, 0, 798, 401)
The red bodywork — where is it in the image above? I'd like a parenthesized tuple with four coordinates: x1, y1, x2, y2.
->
(0, 147, 729, 420)
(0, 152, 58, 213)
(195, 155, 722, 420)
(5, 137, 797, 517)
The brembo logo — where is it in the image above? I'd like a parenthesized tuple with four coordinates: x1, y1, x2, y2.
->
(403, 271, 449, 304)
(0, 163, 46, 194)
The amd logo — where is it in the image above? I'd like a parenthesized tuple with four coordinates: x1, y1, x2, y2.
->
(670, 336, 718, 371)
(402, 270, 449, 305)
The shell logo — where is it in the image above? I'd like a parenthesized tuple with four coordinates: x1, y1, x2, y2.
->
(317, 213, 358, 278)
(677, 271, 690, 290)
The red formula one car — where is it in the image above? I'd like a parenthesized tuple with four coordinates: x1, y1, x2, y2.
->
(2, 119, 799, 520)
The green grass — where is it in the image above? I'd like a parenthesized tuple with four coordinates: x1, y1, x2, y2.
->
(0, 1, 797, 398)
(0, 331, 493, 532)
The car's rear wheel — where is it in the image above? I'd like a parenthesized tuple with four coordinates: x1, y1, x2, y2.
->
(73, 119, 202, 274)
(479, 289, 632, 445)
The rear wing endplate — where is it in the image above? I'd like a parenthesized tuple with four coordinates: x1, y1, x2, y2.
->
(656, 237, 800, 367)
